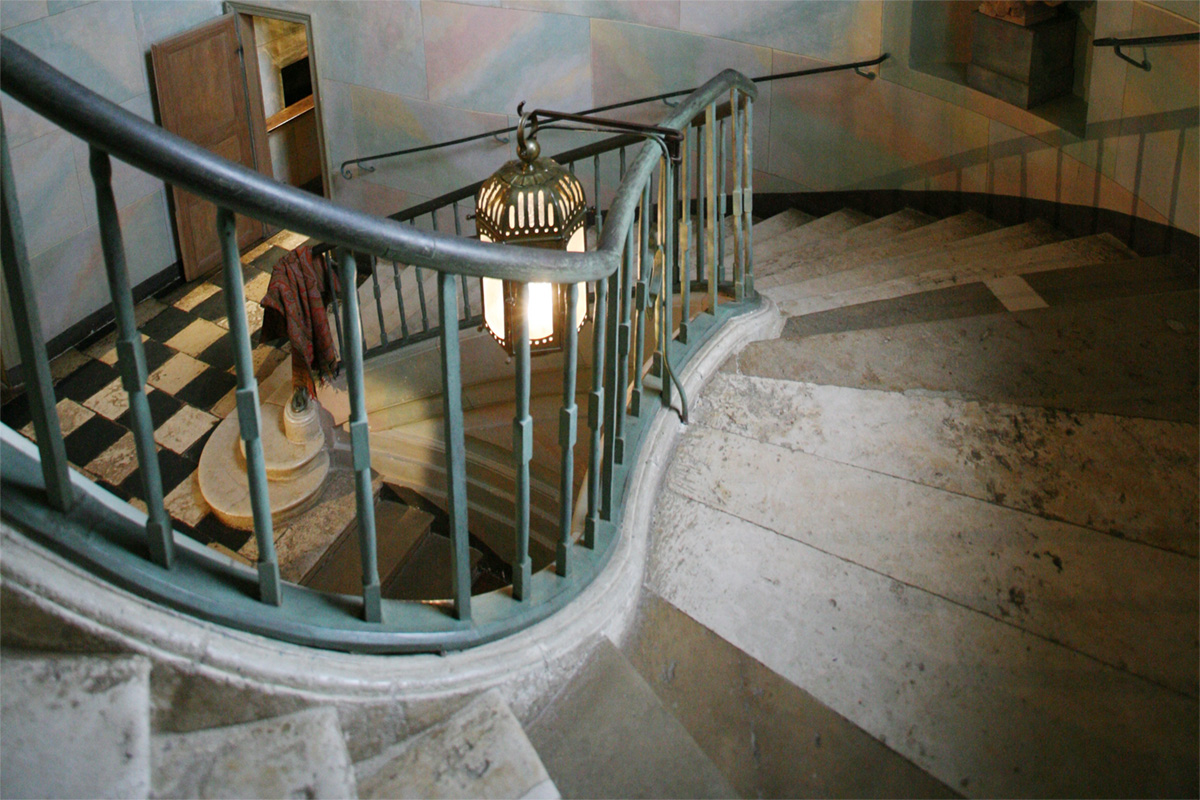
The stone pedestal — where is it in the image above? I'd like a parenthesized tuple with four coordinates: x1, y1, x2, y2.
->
(967, 10, 1076, 109)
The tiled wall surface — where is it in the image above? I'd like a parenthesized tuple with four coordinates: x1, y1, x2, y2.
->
(2, 0, 1195, 349)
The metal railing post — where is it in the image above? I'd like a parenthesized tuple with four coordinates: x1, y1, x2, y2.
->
(90, 148, 173, 567)
(217, 208, 281, 606)
(0, 124, 74, 513)
(556, 282, 580, 577)
(512, 282, 533, 598)
(438, 272, 472, 619)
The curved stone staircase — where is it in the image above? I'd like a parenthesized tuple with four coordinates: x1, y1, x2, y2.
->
(4, 204, 1197, 798)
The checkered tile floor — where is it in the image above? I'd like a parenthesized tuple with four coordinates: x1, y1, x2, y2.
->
(0, 230, 310, 553)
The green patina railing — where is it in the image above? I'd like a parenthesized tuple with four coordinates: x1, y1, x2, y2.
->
(0, 38, 759, 652)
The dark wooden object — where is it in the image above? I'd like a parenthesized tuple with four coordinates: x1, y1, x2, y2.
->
(967, 10, 1076, 109)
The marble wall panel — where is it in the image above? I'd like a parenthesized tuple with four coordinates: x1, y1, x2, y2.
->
(987, 121, 1060, 204)
(768, 51, 989, 192)
(423, 1, 592, 116)
(330, 172, 428, 221)
(679, 1, 882, 62)
(308, 1, 426, 100)
(0, 95, 61, 151)
(1, 1, 48, 30)
(9, 129, 87, 256)
(6, 1, 146, 105)
(71, 93, 165, 228)
(44, 1, 90, 15)
(503, 0, 679, 29)
(29, 224, 105, 342)
(332, 78, 512, 200)
(132, 1, 222, 53)
(119, 189, 177, 287)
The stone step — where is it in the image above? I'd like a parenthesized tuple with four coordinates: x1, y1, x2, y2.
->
(623, 593, 957, 798)
(525, 637, 736, 799)
(732, 284, 1199, 428)
(767, 218, 1067, 316)
(755, 207, 935, 278)
(788, 232, 1135, 318)
(737, 207, 814, 251)
(749, 208, 875, 270)
(1, 653, 152, 800)
(355, 690, 558, 800)
(756, 209, 1002, 290)
(152, 707, 357, 799)
(300, 499, 438, 598)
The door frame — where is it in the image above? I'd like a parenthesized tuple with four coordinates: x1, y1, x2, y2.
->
(226, 2, 333, 201)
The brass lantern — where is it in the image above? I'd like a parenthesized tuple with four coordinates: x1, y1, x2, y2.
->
(475, 113, 588, 355)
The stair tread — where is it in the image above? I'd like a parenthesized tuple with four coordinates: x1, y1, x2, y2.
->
(755, 207, 935, 278)
(356, 690, 557, 800)
(748, 208, 874, 269)
(152, 706, 356, 800)
(756, 209, 1002, 290)
(525, 637, 736, 799)
(742, 208, 814, 248)
(301, 500, 435, 595)
(784, 231, 1137, 319)
(767, 219, 1066, 316)
(1, 653, 152, 800)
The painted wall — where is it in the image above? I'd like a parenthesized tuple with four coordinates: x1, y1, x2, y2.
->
(1, 0, 1196, 349)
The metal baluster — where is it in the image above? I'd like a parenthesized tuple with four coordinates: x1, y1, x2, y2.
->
(90, 148, 172, 567)
(599, 237, 620, 521)
(370, 257, 387, 348)
(705, 103, 718, 315)
(593, 155, 603, 241)
(583, 271, 607, 549)
(0, 126, 73, 513)
(660, 156, 674, 411)
(731, 89, 745, 303)
(452, 202, 472, 320)
(337, 248, 382, 623)
(717, 116, 726, 284)
(410, 220, 430, 331)
(556, 282, 579, 577)
(695, 121, 705, 284)
(325, 255, 344, 355)
(613, 223, 634, 465)
(629, 182, 651, 418)
(392, 262, 409, 341)
(512, 281, 533, 599)
(216, 209, 281, 605)
(743, 96, 755, 296)
(438, 272, 472, 619)
(430, 209, 444, 329)
(677, 126, 691, 343)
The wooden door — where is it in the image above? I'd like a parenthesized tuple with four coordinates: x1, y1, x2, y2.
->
(151, 13, 266, 280)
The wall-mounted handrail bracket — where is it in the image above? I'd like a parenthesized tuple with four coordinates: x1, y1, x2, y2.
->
(1093, 32, 1199, 72)
(853, 65, 877, 80)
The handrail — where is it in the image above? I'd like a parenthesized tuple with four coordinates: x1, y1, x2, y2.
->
(340, 54, 888, 179)
(1093, 31, 1199, 71)
(0, 34, 764, 653)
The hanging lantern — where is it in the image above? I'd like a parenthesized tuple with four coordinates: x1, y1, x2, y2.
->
(475, 111, 588, 356)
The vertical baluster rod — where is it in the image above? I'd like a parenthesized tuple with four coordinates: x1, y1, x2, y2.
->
(677, 126, 691, 343)
(599, 235, 620, 521)
(411, 220, 430, 331)
(695, 121, 705, 284)
(660, 157, 675, 411)
(369, 257, 388, 348)
(90, 148, 172, 566)
(326, 255, 344, 354)
(629, 182, 651, 418)
(583, 271, 607, 549)
(593, 155, 603, 241)
(556, 281, 579, 577)
(392, 262, 409, 341)
(731, 89, 746, 303)
(512, 282, 533, 598)
(216, 209, 281, 605)
(0, 127, 73, 513)
(613, 220, 634, 465)
(717, 116, 726, 284)
(743, 96, 755, 295)
(704, 103, 718, 315)
(452, 202, 472, 319)
(337, 248, 382, 622)
(438, 272, 472, 618)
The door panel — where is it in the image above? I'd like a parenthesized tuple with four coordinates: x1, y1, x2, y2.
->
(151, 13, 264, 280)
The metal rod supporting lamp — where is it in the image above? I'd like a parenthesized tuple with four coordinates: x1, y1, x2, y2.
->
(476, 110, 589, 356)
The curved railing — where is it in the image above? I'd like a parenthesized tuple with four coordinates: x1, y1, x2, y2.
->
(0, 38, 760, 652)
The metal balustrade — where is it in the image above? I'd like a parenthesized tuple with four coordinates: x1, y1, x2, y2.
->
(0, 38, 758, 652)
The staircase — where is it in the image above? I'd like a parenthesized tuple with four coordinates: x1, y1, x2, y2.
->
(3, 204, 1196, 798)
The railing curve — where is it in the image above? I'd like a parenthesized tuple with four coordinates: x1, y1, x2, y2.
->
(0, 36, 761, 652)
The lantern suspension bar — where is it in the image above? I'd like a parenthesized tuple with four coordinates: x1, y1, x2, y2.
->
(520, 103, 686, 164)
